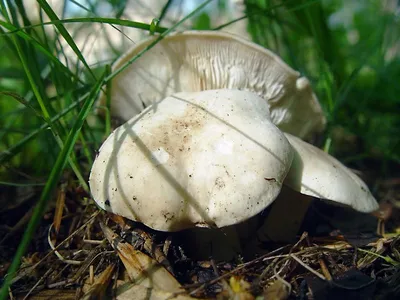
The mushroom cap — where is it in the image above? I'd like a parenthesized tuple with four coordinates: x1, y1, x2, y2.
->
(283, 133, 379, 212)
(90, 89, 293, 231)
(99, 31, 326, 139)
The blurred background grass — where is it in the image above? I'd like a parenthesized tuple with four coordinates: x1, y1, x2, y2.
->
(1, 0, 399, 186)
(0, 0, 399, 295)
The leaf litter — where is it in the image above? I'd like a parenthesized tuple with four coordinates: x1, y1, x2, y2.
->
(1, 171, 400, 299)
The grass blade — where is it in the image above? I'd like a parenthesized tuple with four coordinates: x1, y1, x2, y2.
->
(0, 91, 44, 120)
(0, 20, 81, 82)
(1, 17, 169, 34)
(0, 93, 87, 165)
(36, 0, 96, 80)
(0, 74, 104, 299)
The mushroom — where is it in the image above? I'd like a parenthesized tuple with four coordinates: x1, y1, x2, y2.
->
(90, 89, 294, 231)
(90, 31, 379, 258)
(257, 133, 379, 242)
(90, 89, 379, 258)
(284, 133, 377, 211)
(98, 30, 326, 139)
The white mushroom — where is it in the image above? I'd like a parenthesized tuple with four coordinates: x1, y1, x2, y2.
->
(99, 31, 326, 139)
(258, 134, 379, 242)
(283, 133, 378, 212)
(90, 89, 294, 231)
(90, 89, 379, 254)
(90, 31, 379, 249)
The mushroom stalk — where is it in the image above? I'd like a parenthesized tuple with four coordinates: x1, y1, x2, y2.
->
(257, 186, 313, 242)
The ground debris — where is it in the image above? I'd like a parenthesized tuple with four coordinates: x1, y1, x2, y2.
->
(2, 181, 400, 299)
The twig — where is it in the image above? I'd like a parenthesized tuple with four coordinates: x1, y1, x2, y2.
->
(11, 211, 100, 285)
(290, 254, 326, 281)
(83, 239, 106, 245)
(188, 245, 288, 295)
(273, 263, 292, 295)
(318, 257, 332, 281)
(8, 288, 14, 300)
(22, 268, 53, 300)
(47, 223, 83, 265)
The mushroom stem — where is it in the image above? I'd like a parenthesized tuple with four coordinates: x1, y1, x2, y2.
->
(257, 186, 313, 242)
(178, 226, 242, 261)
(177, 213, 261, 261)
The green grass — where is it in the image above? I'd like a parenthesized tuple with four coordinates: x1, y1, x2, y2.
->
(0, 0, 399, 298)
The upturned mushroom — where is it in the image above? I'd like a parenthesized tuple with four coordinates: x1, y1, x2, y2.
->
(97, 30, 326, 139)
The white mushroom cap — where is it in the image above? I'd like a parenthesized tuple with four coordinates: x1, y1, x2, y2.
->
(99, 31, 326, 139)
(283, 133, 379, 212)
(89, 89, 293, 231)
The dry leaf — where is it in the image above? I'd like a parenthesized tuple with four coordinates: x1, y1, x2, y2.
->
(53, 186, 66, 234)
(25, 289, 76, 300)
(100, 222, 181, 293)
(81, 264, 115, 300)
(134, 228, 174, 274)
(116, 280, 196, 300)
